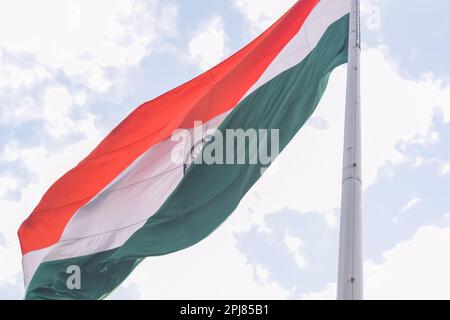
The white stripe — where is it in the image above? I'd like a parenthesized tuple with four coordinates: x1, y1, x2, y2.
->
(243, 0, 350, 99)
(22, 246, 52, 290)
(23, 0, 350, 289)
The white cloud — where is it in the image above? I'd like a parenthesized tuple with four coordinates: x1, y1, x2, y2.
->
(323, 210, 338, 230)
(233, 0, 296, 34)
(440, 163, 450, 175)
(0, 177, 17, 197)
(0, 94, 40, 127)
(189, 16, 228, 71)
(361, 0, 382, 31)
(0, 0, 178, 92)
(301, 283, 336, 300)
(40, 85, 100, 139)
(284, 232, 308, 269)
(400, 196, 421, 213)
(254, 264, 271, 284)
(42, 86, 75, 137)
(0, 0, 180, 150)
(365, 225, 450, 299)
(0, 273, 23, 300)
(0, 57, 50, 90)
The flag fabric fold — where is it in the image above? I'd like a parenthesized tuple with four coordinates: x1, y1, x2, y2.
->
(19, 0, 351, 299)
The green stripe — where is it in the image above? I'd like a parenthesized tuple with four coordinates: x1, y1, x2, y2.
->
(26, 14, 349, 300)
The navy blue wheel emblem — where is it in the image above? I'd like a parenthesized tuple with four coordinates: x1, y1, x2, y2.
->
(183, 138, 207, 175)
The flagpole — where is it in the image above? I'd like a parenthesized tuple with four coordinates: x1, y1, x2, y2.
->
(337, 0, 362, 300)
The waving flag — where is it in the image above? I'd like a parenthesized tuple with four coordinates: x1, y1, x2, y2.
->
(19, 0, 351, 299)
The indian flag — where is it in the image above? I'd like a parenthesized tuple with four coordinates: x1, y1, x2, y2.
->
(19, 0, 351, 299)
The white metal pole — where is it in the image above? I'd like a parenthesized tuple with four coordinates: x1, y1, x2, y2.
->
(337, 0, 362, 300)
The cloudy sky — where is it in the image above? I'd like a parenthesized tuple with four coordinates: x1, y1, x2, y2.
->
(0, 0, 449, 300)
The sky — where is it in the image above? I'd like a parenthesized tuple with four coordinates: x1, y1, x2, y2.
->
(0, 0, 449, 300)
